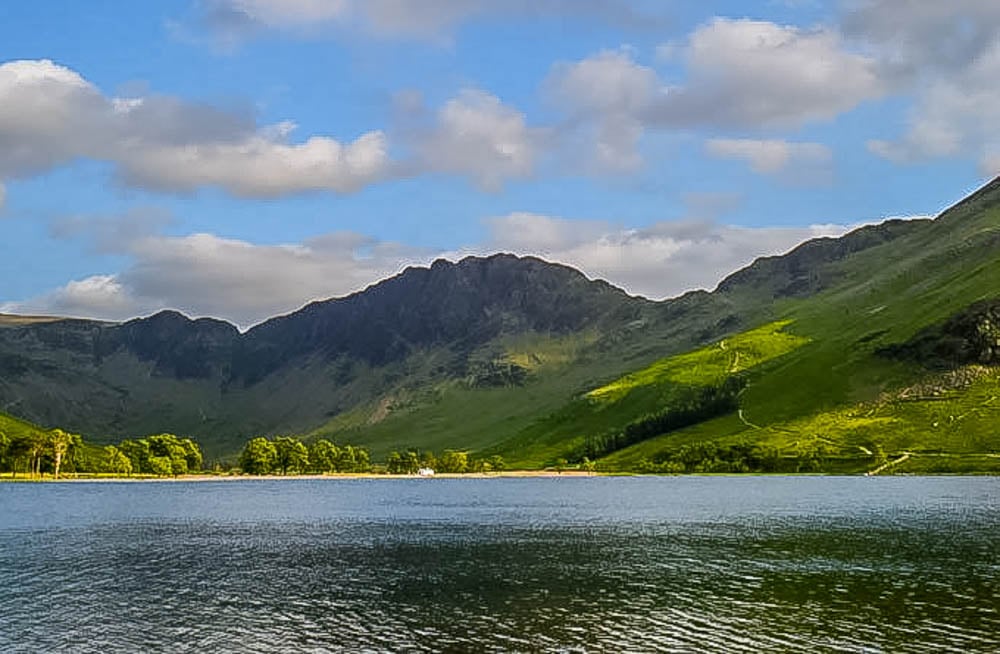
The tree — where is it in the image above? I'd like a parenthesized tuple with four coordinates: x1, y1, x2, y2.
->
(103, 445, 133, 476)
(119, 439, 151, 474)
(419, 450, 438, 471)
(309, 439, 340, 473)
(580, 457, 596, 474)
(146, 433, 192, 476)
(48, 429, 77, 479)
(337, 445, 358, 473)
(180, 438, 203, 472)
(487, 455, 505, 473)
(0, 431, 9, 474)
(386, 451, 404, 474)
(403, 450, 421, 474)
(148, 455, 173, 477)
(240, 437, 277, 475)
(352, 447, 371, 473)
(15, 432, 47, 477)
(439, 450, 469, 473)
(273, 436, 309, 475)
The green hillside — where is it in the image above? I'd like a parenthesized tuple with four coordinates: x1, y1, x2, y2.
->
(1, 180, 998, 473)
(318, 179, 1000, 472)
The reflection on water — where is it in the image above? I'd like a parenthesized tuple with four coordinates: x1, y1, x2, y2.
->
(1, 477, 998, 652)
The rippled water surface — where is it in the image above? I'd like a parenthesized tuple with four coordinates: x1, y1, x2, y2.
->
(1, 476, 998, 652)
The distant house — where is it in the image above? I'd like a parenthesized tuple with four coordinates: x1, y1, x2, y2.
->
(418, 468, 435, 477)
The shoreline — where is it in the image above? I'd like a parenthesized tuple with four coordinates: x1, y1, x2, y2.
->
(0, 470, 601, 483)
(3, 470, 998, 482)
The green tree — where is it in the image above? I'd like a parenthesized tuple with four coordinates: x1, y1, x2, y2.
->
(386, 451, 404, 474)
(309, 439, 340, 473)
(103, 445, 133, 476)
(439, 450, 469, 473)
(146, 433, 192, 476)
(7, 433, 38, 477)
(403, 450, 421, 474)
(48, 429, 78, 479)
(148, 455, 173, 477)
(15, 432, 47, 477)
(487, 455, 505, 473)
(240, 437, 278, 475)
(119, 439, 151, 474)
(419, 450, 438, 471)
(180, 438, 203, 472)
(337, 445, 358, 473)
(352, 447, 371, 472)
(580, 457, 596, 474)
(273, 436, 309, 475)
(0, 431, 9, 474)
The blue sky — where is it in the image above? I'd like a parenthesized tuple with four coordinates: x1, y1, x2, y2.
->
(1, 1, 997, 327)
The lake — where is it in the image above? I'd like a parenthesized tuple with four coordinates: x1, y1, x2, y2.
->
(1, 476, 998, 652)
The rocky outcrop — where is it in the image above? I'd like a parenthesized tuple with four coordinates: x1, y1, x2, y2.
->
(880, 299, 1000, 368)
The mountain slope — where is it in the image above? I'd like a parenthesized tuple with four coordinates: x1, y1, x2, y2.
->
(0, 179, 996, 467)
(0, 255, 658, 456)
(486, 178, 1000, 470)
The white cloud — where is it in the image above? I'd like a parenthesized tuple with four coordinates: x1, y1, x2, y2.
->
(705, 138, 833, 184)
(411, 89, 539, 190)
(867, 40, 1000, 174)
(472, 212, 854, 299)
(545, 49, 659, 172)
(118, 123, 390, 197)
(0, 59, 392, 197)
(9, 229, 432, 328)
(841, 1, 1000, 81)
(543, 23, 880, 173)
(651, 18, 884, 128)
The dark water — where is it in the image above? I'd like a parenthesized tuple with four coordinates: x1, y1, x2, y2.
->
(1, 477, 998, 653)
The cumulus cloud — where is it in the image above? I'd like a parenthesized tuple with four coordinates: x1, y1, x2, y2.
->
(470, 212, 853, 299)
(118, 122, 390, 197)
(841, 0, 1000, 81)
(9, 226, 433, 328)
(543, 21, 881, 172)
(545, 49, 659, 172)
(0, 59, 392, 197)
(866, 39, 1000, 174)
(407, 89, 540, 190)
(705, 139, 833, 184)
(649, 18, 884, 128)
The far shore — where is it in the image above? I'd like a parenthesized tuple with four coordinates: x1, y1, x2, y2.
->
(1, 470, 601, 483)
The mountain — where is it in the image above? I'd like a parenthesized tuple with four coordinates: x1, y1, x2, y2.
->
(1, 179, 998, 471)
(0, 255, 659, 456)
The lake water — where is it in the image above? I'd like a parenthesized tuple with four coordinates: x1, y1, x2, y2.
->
(1, 476, 998, 652)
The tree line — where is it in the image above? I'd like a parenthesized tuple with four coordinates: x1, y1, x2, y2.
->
(0, 428, 81, 478)
(0, 428, 204, 478)
(104, 433, 203, 476)
(239, 436, 372, 474)
(384, 449, 505, 474)
(574, 376, 746, 462)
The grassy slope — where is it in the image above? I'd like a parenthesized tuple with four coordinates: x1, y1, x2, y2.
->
(0, 411, 48, 441)
(297, 180, 1000, 470)
(489, 321, 809, 467)
(599, 183, 1000, 472)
